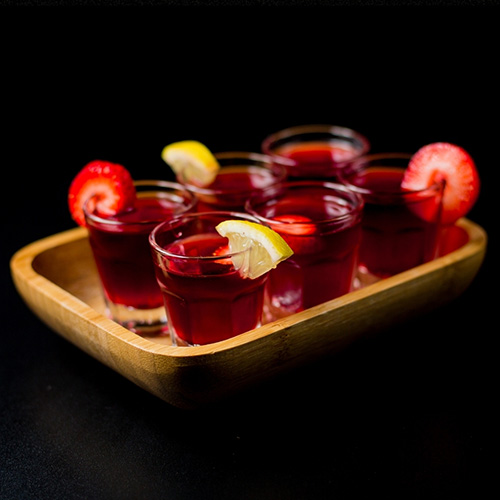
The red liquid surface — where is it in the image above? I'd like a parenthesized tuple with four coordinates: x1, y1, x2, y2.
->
(192, 167, 282, 211)
(153, 234, 267, 345)
(350, 169, 442, 277)
(274, 141, 360, 179)
(257, 192, 362, 316)
(87, 197, 185, 310)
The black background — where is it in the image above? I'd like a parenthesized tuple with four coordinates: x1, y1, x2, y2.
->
(2, 4, 497, 499)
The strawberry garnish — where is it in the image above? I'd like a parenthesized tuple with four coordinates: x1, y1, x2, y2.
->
(402, 142, 480, 225)
(68, 160, 136, 227)
(212, 244, 232, 265)
(272, 214, 315, 235)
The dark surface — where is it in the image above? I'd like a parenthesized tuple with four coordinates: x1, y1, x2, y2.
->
(2, 5, 497, 499)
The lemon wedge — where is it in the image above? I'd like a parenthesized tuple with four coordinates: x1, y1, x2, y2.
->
(161, 140, 220, 187)
(216, 220, 293, 279)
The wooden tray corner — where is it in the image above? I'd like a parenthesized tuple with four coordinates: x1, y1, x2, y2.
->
(10, 218, 487, 409)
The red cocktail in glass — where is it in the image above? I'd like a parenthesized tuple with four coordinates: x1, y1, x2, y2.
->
(149, 212, 269, 346)
(246, 182, 364, 320)
(339, 154, 445, 285)
(84, 180, 197, 335)
(177, 152, 288, 211)
(262, 124, 370, 180)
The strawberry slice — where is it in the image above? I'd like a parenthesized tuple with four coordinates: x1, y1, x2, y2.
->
(68, 160, 136, 227)
(212, 244, 232, 265)
(272, 214, 315, 235)
(401, 142, 480, 225)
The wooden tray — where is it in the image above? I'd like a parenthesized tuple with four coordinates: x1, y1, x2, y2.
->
(10, 218, 487, 409)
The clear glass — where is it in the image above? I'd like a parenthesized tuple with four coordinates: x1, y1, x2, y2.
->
(339, 153, 445, 287)
(246, 181, 364, 321)
(149, 211, 269, 347)
(261, 124, 370, 180)
(84, 180, 197, 336)
(177, 151, 289, 211)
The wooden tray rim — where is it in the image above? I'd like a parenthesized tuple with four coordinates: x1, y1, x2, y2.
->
(10, 218, 487, 360)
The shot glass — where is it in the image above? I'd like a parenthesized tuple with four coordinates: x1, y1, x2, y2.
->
(176, 151, 288, 211)
(261, 124, 370, 180)
(84, 180, 197, 336)
(246, 181, 364, 320)
(339, 153, 445, 286)
(149, 212, 269, 346)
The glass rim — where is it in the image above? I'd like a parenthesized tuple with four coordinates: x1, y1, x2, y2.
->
(245, 180, 365, 227)
(83, 179, 197, 227)
(214, 151, 292, 165)
(149, 211, 261, 261)
(261, 124, 371, 158)
(339, 152, 445, 197)
(179, 151, 291, 196)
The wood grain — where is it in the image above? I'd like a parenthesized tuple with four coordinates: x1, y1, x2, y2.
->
(10, 219, 487, 409)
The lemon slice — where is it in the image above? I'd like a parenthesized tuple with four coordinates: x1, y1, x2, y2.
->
(161, 140, 219, 187)
(216, 220, 293, 279)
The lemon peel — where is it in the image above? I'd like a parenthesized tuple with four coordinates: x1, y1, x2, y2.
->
(161, 140, 219, 187)
(216, 220, 293, 279)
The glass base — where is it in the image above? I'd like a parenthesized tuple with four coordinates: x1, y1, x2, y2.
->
(262, 289, 303, 323)
(354, 267, 383, 289)
(168, 319, 264, 347)
(170, 333, 195, 347)
(105, 301, 168, 337)
(262, 302, 299, 323)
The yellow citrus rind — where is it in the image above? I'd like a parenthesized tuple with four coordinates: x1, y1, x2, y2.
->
(161, 140, 219, 187)
(216, 220, 293, 279)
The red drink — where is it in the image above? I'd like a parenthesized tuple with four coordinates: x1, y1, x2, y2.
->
(262, 124, 370, 180)
(246, 182, 363, 319)
(340, 154, 444, 282)
(149, 212, 269, 346)
(179, 152, 287, 211)
(272, 141, 361, 179)
(84, 180, 196, 334)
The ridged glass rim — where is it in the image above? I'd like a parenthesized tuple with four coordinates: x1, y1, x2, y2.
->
(83, 179, 197, 227)
(339, 153, 445, 199)
(261, 124, 371, 162)
(245, 180, 365, 228)
(149, 211, 260, 261)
